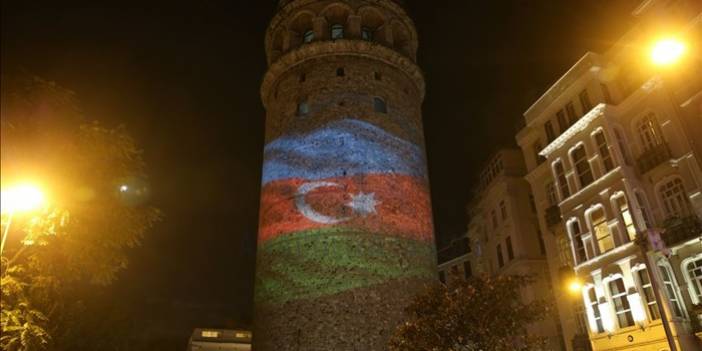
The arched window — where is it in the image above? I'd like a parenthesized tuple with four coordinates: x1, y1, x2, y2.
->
(554, 161, 570, 200)
(635, 268, 660, 320)
(571, 145, 593, 188)
(658, 178, 691, 219)
(569, 220, 587, 264)
(589, 207, 614, 254)
(593, 130, 614, 173)
(658, 262, 685, 318)
(613, 194, 636, 242)
(586, 287, 604, 333)
(685, 257, 702, 303)
(361, 27, 374, 41)
(373, 97, 387, 114)
(303, 29, 315, 43)
(637, 113, 664, 152)
(608, 278, 635, 328)
(330, 24, 344, 39)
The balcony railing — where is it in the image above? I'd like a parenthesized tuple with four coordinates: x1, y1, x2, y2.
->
(662, 216, 702, 247)
(636, 143, 671, 174)
(571, 333, 593, 351)
(545, 205, 562, 228)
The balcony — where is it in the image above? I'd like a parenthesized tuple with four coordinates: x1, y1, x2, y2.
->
(571, 333, 592, 351)
(662, 216, 702, 247)
(636, 143, 671, 174)
(545, 205, 562, 228)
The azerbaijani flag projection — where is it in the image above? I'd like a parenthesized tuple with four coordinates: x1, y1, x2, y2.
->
(256, 118, 436, 305)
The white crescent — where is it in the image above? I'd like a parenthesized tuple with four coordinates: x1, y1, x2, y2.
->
(295, 181, 351, 224)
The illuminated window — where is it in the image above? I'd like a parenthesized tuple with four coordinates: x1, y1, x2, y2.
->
(636, 268, 660, 320)
(373, 97, 387, 114)
(613, 195, 636, 242)
(506, 236, 514, 261)
(303, 29, 315, 43)
(361, 27, 374, 41)
(330, 24, 344, 39)
(566, 102, 578, 125)
(659, 263, 684, 318)
(659, 178, 691, 219)
(587, 287, 604, 333)
(545, 121, 556, 142)
(497, 244, 504, 268)
(554, 161, 570, 200)
(593, 131, 614, 172)
(686, 258, 702, 302)
(557, 110, 568, 133)
(572, 145, 593, 188)
(590, 207, 614, 254)
(500, 200, 507, 220)
(579, 89, 592, 112)
(202, 331, 220, 338)
(609, 278, 635, 328)
(637, 113, 664, 152)
(569, 220, 587, 264)
(297, 100, 309, 116)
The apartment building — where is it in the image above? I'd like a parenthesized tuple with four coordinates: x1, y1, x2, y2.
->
(516, 1, 702, 350)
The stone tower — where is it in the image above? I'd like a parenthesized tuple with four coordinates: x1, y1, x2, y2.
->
(255, 1, 436, 349)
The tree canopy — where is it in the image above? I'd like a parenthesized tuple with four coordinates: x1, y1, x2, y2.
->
(389, 274, 550, 351)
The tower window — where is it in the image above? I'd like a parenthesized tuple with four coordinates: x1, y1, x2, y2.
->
(336, 68, 345, 77)
(297, 100, 309, 116)
(373, 97, 387, 114)
(330, 24, 344, 40)
(362, 27, 374, 41)
(303, 30, 315, 43)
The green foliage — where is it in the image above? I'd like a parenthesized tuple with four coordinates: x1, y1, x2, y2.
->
(1, 76, 161, 350)
(389, 274, 550, 351)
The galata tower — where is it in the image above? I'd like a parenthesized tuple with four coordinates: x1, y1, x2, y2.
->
(255, 1, 436, 349)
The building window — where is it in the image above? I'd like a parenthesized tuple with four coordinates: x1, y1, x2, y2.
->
(557, 110, 568, 133)
(554, 161, 570, 200)
(491, 210, 498, 229)
(297, 100, 310, 116)
(361, 27, 374, 41)
(601, 83, 613, 104)
(373, 97, 387, 114)
(579, 89, 592, 112)
(637, 113, 664, 152)
(533, 141, 545, 165)
(572, 145, 593, 188)
(587, 287, 605, 333)
(569, 220, 587, 264)
(590, 207, 614, 254)
(330, 24, 344, 39)
(593, 131, 614, 173)
(303, 29, 315, 43)
(614, 129, 632, 165)
(500, 201, 508, 220)
(659, 263, 684, 318)
(336, 67, 345, 77)
(614, 194, 636, 242)
(463, 261, 472, 279)
(497, 244, 504, 268)
(636, 268, 660, 320)
(546, 182, 558, 206)
(545, 121, 556, 142)
(609, 278, 635, 328)
(506, 236, 514, 261)
(566, 102, 578, 125)
(686, 258, 702, 303)
(659, 178, 690, 219)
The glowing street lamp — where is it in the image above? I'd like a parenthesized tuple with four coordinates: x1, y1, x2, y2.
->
(0, 184, 46, 256)
(650, 37, 686, 66)
(567, 278, 583, 296)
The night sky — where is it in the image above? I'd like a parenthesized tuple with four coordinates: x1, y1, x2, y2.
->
(1, 0, 640, 345)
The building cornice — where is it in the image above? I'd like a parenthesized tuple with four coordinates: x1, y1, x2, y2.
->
(260, 39, 425, 107)
(539, 103, 609, 158)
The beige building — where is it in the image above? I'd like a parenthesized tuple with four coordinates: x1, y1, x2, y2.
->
(516, 1, 702, 350)
(439, 149, 563, 350)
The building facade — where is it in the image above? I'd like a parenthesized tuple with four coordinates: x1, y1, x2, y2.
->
(516, 1, 702, 350)
(439, 149, 563, 350)
(255, 1, 436, 350)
